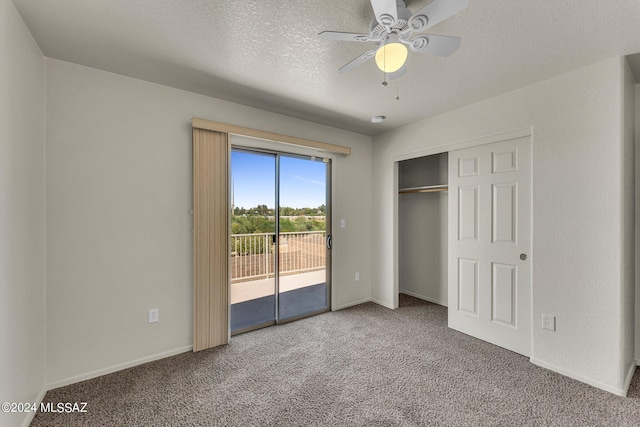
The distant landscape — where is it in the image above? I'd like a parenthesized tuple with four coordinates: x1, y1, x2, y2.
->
(232, 204, 326, 234)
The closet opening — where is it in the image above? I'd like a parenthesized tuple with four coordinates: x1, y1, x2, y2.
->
(398, 152, 449, 307)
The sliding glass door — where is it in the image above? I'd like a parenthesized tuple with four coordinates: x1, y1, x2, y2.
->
(278, 155, 330, 322)
(230, 148, 331, 334)
(229, 151, 276, 333)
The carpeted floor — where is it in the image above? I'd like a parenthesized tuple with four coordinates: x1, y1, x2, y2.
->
(31, 295, 640, 426)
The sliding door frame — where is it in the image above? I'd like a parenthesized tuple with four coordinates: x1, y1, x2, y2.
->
(277, 152, 332, 326)
(230, 145, 332, 334)
(229, 148, 278, 336)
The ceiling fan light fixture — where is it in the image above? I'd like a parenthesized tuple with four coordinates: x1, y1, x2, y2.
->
(319, 0, 469, 74)
(375, 41, 408, 73)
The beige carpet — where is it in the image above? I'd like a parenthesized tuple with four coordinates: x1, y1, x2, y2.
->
(31, 295, 640, 426)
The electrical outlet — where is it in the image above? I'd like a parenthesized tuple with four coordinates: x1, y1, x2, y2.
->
(340, 219, 346, 229)
(542, 313, 555, 331)
(355, 272, 360, 282)
(149, 308, 159, 323)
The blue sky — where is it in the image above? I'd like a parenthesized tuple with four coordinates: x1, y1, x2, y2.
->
(231, 151, 326, 209)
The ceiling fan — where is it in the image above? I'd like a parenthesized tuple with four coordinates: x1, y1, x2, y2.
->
(319, 0, 469, 79)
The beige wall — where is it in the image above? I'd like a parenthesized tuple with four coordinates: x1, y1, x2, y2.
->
(0, 0, 46, 426)
(45, 58, 373, 386)
(372, 58, 632, 395)
(636, 82, 640, 365)
(621, 59, 636, 386)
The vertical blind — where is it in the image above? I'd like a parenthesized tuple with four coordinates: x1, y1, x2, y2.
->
(192, 128, 230, 351)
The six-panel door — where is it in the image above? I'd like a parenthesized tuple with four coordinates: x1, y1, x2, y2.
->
(448, 136, 531, 357)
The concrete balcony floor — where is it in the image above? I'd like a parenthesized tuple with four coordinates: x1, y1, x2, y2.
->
(231, 270, 325, 304)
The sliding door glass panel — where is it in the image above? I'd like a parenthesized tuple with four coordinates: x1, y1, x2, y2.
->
(278, 155, 329, 322)
(230, 150, 276, 334)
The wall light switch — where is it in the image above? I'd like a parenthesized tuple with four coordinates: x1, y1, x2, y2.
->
(355, 272, 360, 282)
(542, 313, 555, 331)
(340, 219, 346, 229)
(149, 308, 159, 323)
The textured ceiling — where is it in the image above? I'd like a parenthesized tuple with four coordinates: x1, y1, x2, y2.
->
(12, 0, 640, 136)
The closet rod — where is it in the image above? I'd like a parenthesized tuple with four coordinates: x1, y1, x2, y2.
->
(398, 185, 448, 194)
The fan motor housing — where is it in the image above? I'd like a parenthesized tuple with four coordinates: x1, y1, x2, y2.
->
(369, 3, 413, 38)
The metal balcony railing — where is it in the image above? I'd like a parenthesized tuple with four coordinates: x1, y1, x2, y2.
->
(230, 231, 326, 283)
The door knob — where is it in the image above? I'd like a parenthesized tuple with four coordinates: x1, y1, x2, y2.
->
(520, 253, 527, 261)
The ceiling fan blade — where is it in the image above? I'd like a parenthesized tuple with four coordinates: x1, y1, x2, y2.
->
(370, 0, 398, 27)
(409, 34, 460, 57)
(338, 50, 376, 73)
(318, 31, 373, 42)
(408, 0, 469, 32)
(389, 65, 407, 80)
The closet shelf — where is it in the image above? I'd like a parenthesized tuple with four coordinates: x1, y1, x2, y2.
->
(398, 184, 448, 194)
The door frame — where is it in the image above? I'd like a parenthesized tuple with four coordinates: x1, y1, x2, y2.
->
(392, 127, 533, 346)
(229, 142, 332, 334)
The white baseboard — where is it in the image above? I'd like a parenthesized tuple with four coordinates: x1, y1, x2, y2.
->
(371, 297, 395, 310)
(399, 290, 448, 307)
(47, 345, 192, 390)
(530, 357, 628, 397)
(332, 298, 372, 311)
(20, 386, 47, 427)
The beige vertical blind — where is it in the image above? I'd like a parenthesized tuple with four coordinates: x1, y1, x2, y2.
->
(192, 128, 230, 351)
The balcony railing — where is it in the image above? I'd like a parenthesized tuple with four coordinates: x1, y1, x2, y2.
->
(231, 231, 326, 283)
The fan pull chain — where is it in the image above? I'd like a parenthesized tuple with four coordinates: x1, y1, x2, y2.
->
(396, 82, 399, 100)
(381, 46, 388, 86)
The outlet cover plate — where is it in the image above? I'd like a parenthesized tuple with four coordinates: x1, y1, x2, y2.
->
(149, 308, 159, 323)
(542, 313, 555, 331)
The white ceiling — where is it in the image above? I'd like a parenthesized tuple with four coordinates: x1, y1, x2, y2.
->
(12, 0, 640, 136)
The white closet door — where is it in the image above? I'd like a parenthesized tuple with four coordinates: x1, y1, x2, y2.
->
(448, 136, 531, 356)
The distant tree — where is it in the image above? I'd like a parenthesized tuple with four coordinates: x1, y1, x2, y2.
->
(254, 204, 267, 215)
(231, 204, 326, 234)
(294, 216, 308, 232)
(280, 218, 295, 232)
(280, 206, 295, 216)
